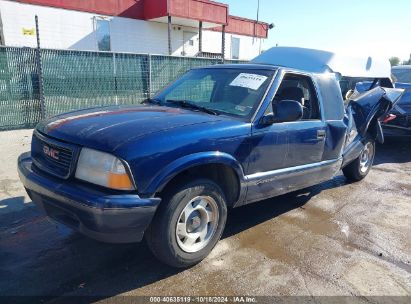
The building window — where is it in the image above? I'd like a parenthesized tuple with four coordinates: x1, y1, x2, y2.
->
(94, 17, 111, 51)
(231, 37, 240, 60)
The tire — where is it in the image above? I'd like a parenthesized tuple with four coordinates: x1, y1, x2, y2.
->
(343, 137, 376, 182)
(145, 179, 227, 268)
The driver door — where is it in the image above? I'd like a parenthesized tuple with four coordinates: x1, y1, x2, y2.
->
(279, 73, 326, 168)
(245, 73, 326, 203)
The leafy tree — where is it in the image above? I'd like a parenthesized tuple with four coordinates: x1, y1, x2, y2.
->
(389, 57, 401, 66)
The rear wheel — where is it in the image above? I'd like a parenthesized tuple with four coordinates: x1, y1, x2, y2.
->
(145, 179, 227, 268)
(343, 138, 376, 181)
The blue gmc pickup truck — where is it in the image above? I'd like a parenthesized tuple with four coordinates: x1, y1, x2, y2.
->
(18, 47, 403, 267)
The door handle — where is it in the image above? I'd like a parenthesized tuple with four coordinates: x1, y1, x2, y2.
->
(317, 130, 326, 140)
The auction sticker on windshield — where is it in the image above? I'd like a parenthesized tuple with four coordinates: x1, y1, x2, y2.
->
(230, 73, 268, 90)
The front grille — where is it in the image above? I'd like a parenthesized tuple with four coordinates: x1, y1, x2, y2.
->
(32, 131, 77, 179)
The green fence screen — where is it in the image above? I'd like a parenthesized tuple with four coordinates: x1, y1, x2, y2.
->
(0, 47, 42, 129)
(0, 46, 246, 130)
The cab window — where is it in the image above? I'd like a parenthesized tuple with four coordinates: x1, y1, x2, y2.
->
(272, 74, 321, 120)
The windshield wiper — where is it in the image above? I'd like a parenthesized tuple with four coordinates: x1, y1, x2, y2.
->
(142, 98, 162, 105)
(166, 99, 219, 115)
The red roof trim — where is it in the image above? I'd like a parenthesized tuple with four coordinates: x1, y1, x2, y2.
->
(228, 15, 269, 26)
(190, 0, 228, 9)
(14, 0, 146, 19)
(167, 0, 228, 25)
(210, 15, 269, 38)
(13, 0, 267, 38)
(166, 13, 227, 25)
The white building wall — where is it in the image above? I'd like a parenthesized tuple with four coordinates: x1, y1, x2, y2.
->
(0, 0, 96, 50)
(0, 0, 263, 60)
(201, 30, 263, 60)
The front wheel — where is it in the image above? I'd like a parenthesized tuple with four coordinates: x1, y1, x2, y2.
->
(145, 179, 227, 268)
(343, 138, 376, 181)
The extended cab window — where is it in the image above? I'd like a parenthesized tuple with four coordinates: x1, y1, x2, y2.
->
(273, 74, 321, 120)
(339, 77, 374, 101)
(155, 68, 275, 119)
(340, 77, 394, 104)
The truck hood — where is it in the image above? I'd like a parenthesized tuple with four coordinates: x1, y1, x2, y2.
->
(36, 105, 229, 152)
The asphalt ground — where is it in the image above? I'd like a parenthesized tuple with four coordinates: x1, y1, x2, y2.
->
(0, 129, 410, 303)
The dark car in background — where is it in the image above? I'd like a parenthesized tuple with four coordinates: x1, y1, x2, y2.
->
(384, 66, 411, 136)
(392, 65, 411, 83)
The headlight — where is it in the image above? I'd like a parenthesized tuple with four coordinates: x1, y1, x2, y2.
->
(75, 148, 135, 191)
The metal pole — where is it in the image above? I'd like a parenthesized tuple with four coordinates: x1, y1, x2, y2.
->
(221, 25, 225, 63)
(254, 0, 260, 44)
(148, 54, 152, 98)
(199, 21, 203, 55)
(0, 15, 4, 46)
(35, 15, 46, 119)
(168, 15, 172, 55)
(113, 53, 118, 105)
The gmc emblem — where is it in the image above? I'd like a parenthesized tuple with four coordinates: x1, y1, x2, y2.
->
(43, 145, 59, 160)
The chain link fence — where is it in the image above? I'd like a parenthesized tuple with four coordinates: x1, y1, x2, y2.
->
(0, 46, 246, 130)
(0, 47, 42, 129)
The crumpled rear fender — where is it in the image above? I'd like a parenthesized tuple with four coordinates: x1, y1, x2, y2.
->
(342, 87, 403, 166)
(348, 87, 404, 140)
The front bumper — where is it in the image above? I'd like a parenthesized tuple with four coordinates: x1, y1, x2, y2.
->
(18, 152, 161, 243)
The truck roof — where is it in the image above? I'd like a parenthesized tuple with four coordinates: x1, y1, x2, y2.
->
(251, 47, 391, 78)
(201, 64, 278, 71)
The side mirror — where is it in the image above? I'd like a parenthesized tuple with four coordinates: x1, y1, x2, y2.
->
(260, 100, 303, 125)
(260, 113, 276, 125)
(274, 100, 303, 123)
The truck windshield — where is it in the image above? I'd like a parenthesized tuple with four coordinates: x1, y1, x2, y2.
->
(153, 68, 275, 119)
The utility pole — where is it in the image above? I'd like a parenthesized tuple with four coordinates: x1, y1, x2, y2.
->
(221, 25, 225, 63)
(254, 0, 260, 44)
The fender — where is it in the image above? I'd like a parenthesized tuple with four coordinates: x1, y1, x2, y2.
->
(341, 120, 384, 168)
(349, 87, 403, 140)
(144, 151, 247, 196)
